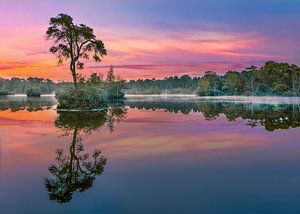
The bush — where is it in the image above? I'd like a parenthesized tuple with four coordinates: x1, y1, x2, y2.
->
(26, 88, 41, 97)
(56, 86, 107, 110)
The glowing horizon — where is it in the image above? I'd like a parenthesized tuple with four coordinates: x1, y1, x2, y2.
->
(0, 0, 299, 80)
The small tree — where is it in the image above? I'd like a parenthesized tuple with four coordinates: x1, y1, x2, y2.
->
(105, 66, 125, 99)
(106, 65, 115, 83)
(46, 14, 107, 88)
(249, 66, 258, 95)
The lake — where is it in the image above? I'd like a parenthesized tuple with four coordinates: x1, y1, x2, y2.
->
(0, 96, 300, 213)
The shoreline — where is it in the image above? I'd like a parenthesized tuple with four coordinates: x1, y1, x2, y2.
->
(2, 94, 300, 105)
(125, 94, 300, 105)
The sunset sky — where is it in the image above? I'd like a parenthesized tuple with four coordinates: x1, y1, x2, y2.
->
(0, 0, 300, 80)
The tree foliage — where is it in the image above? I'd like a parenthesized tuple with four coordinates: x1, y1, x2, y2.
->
(55, 67, 126, 110)
(126, 75, 200, 94)
(125, 61, 300, 96)
(0, 77, 66, 95)
(196, 61, 300, 96)
(46, 13, 107, 87)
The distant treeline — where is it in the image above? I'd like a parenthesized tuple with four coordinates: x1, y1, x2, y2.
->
(126, 75, 200, 94)
(1, 61, 300, 96)
(0, 77, 71, 95)
(126, 61, 300, 96)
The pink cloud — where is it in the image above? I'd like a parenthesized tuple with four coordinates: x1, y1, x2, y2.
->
(0, 24, 293, 80)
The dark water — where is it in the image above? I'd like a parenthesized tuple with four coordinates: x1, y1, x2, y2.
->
(0, 96, 300, 213)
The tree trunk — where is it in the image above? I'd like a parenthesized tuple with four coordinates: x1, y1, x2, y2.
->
(72, 71, 78, 89)
(251, 77, 255, 96)
(70, 61, 78, 88)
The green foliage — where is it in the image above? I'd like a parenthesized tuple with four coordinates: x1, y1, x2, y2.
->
(126, 75, 200, 94)
(56, 68, 125, 110)
(87, 72, 104, 85)
(46, 13, 107, 87)
(56, 86, 106, 110)
(0, 86, 13, 96)
(2, 60, 300, 98)
(103, 66, 125, 100)
(0, 77, 61, 95)
(196, 61, 300, 96)
(26, 87, 42, 97)
(106, 66, 115, 83)
(125, 61, 300, 96)
(197, 71, 223, 96)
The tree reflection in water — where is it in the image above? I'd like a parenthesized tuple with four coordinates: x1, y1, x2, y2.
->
(126, 100, 300, 131)
(44, 106, 127, 203)
(0, 96, 56, 112)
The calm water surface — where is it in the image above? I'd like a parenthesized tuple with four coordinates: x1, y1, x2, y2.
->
(0, 96, 300, 213)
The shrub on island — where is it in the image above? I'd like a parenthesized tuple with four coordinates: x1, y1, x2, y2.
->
(56, 86, 107, 111)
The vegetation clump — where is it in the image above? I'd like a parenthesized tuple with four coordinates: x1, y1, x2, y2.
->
(46, 13, 107, 88)
(0, 77, 59, 95)
(0, 87, 13, 96)
(126, 75, 199, 94)
(46, 14, 126, 110)
(125, 61, 300, 96)
(56, 68, 125, 110)
(56, 86, 105, 110)
(196, 61, 300, 96)
(102, 66, 125, 100)
(26, 87, 42, 97)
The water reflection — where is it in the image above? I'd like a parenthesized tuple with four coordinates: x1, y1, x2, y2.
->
(126, 100, 300, 131)
(45, 107, 127, 203)
(0, 97, 299, 132)
(0, 97, 300, 212)
(0, 96, 56, 112)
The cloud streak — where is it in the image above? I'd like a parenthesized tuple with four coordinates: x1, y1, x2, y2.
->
(0, 0, 299, 80)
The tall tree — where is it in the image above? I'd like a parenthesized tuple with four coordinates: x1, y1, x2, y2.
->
(46, 14, 107, 88)
(198, 71, 222, 96)
(243, 65, 259, 95)
(223, 71, 240, 95)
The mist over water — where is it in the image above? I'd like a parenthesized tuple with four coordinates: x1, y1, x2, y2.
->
(126, 94, 300, 105)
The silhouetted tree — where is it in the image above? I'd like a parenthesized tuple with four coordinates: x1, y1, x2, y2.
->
(46, 13, 107, 88)
(45, 106, 127, 203)
(44, 127, 107, 203)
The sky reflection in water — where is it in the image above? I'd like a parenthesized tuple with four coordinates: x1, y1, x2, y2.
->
(0, 97, 299, 213)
